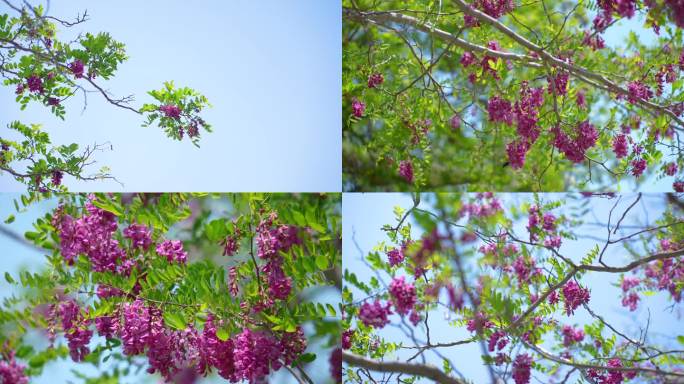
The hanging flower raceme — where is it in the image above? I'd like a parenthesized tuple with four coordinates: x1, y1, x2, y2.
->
(0, 350, 28, 384)
(156, 239, 188, 264)
(359, 300, 392, 329)
(389, 276, 417, 316)
(561, 281, 591, 315)
(58, 300, 93, 362)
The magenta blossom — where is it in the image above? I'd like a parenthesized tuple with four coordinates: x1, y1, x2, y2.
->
(69, 59, 85, 78)
(389, 276, 417, 316)
(399, 160, 414, 183)
(159, 104, 182, 119)
(352, 98, 365, 118)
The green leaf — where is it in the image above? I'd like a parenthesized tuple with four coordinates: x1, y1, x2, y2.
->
(296, 352, 317, 365)
(163, 311, 187, 330)
(4, 214, 15, 224)
(205, 219, 228, 242)
(216, 327, 230, 341)
(315, 254, 329, 270)
(4, 272, 14, 284)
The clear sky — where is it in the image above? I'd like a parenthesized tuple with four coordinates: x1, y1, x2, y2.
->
(0, 0, 341, 192)
(0, 194, 338, 384)
(343, 192, 682, 383)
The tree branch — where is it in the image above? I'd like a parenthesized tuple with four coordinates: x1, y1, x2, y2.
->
(342, 351, 465, 384)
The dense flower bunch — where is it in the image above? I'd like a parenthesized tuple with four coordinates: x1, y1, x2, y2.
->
(460, 192, 503, 218)
(156, 240, 188, 264)
(330, 348, 342, 384)
(0, 350, 28, 384)
(486, 83, 545, 168)
(512, 353, 533, 384)
(159, 104, 182, 120)
(52, 198, 129, 273)
(388, 276, 417, 316)
(487, 96, 514, 125)
(358, 300, 392, 329)
(255, 211, 301, 302)
(352, 98, 365, 118)
(627, 81, 654, 104)
(561, 280, 591, 315)
(57, 300, 94, 362)
(526, 205, 562, 249)
(587, 358, 637, 384)
(367, 72, 384, 88)
(474, 0, 515, 18)
(386, 247, 405, 266)
(52, 196, 188, 274)
(343, 0, 684, 191)
(398, 160, 414, 183)
(620, 238, 684, 309)
(561, 325, 585, 346)
(612, 134, 629, 159)
(55, 295, 311, 383)
(552, 120, 598, 163)
(487, 330, 509, 352)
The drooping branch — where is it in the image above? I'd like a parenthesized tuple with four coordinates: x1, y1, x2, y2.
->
(450, 0, 684, 130)
(342, 351, 466, 384)
(344, 4, 684, 131)
(525, 342, 684, 378)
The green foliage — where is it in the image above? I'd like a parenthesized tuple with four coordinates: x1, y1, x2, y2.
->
(0, 3, 211, 191)
(343, 0, 684, 191)
(0, 193, 341, 382)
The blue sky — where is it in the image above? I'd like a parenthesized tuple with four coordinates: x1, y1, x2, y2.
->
(343, 193, 683, 383)
(0, 0, 341, 192)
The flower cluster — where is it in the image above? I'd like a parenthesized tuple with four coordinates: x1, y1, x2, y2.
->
(398, 160, 414, 183)
(367, 72, 384, 88)
(58, 300, 93, 362)
(490, 82, 545, 168)
(627, 81, 653, 104)
(88, 294, 311, 384)
(358, 300, 392, 329)
(512, 353, 533, 384)
(389, 276, 417, 316)
(221, 230, 241, 256)
(561, 325, 585, 346)
(0, 350, 28, 384)
(460, 193, 503, 218)
(474, 0, 515, 18)
(386, 247, 405, 267)
(547, 70, 569, 96)
(637, 240, 684, 303)
(561, 281, 591, 315)
(156, 240, 188, 264)
(69, 60, 85, 78)
(552, 120, 598, 163)
(255, 212, 300, 303)
(466, 312, 494, 333)
(527, 205, 562, 249)
(52, 198, 131, 274)
(159, 104, 182, 119)
(487, 96, 514, 125)
(488, 330, 509, 352)
(352, 98, 365, 118)
(587, 358, 637, 384)
(124, 223, 153, 250)
(612, 134, 629, 158)
(330, 348, 342, 384)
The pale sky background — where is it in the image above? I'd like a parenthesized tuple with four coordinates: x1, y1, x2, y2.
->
(0, 194, 339, 384)
(0, 0, 341, 192)
(343, 192, 683, 383)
